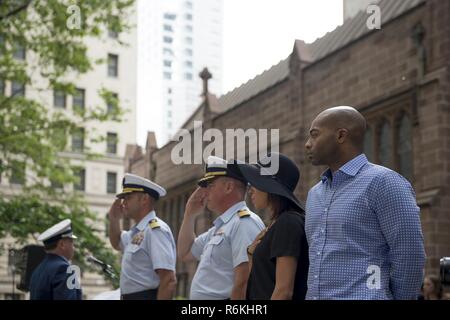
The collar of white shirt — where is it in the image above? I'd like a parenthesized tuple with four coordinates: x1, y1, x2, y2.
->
(213, 201, 247, 228)
(134, 210, 156, 231)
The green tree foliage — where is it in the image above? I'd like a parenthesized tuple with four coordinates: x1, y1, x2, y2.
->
(0, 0, 135, 289)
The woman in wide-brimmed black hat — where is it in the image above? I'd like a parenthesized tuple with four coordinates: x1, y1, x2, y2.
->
(232, 152, 309, 300)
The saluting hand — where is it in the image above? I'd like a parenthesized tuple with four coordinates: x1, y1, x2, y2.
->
(108, 199, 124, 220)
(185, 187, 207, 217)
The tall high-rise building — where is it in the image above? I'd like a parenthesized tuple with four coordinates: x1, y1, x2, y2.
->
(137, 0, 223, 146)
(0, 5, 137, 299)
(343, 0, 381, 20)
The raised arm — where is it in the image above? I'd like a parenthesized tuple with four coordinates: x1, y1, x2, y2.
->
(108, 199, 124, 251)
(177, 187, 207, 261)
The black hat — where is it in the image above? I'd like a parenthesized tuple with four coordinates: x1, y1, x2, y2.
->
(231, 153, 304, 211)
(198, 156, 246, 187)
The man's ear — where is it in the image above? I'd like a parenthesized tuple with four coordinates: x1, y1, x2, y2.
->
(336, 128, 349, 144)
(144, 193, 154, 206)
(224, 179, 234, 194)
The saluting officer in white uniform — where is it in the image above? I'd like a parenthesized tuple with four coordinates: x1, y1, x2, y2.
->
(108, 173, 177, 300)
(178, 156, 265, 300)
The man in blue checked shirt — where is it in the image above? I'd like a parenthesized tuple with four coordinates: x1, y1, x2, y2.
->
(304, 106, 426, 300)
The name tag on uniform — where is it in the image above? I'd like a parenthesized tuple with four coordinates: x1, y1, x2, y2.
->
(209, 236, 224, 245)
(128, 244, 141, 253)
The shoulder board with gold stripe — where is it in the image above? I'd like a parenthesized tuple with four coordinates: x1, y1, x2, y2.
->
(237, 209, 250, 218)
(149, 218, 160, 229)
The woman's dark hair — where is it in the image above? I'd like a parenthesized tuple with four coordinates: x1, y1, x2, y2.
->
(267, 193, 299, 219)
(426, 275, 443, 299)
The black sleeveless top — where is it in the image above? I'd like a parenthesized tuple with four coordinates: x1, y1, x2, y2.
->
(247, 211, 309, 300)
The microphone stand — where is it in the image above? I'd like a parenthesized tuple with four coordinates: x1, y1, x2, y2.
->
(102, 265, 116, 280)
(87, 256, 117, 280)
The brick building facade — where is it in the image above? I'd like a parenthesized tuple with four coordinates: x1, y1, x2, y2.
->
(125, 0, 450, 297)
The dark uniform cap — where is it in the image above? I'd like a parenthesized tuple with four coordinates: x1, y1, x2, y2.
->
(198, 156, 246, 187)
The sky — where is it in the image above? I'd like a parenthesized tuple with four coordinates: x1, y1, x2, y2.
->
(222, 0, 343, 94)
(136, 0, 344, 146)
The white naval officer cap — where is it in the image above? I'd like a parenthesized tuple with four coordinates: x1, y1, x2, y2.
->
(116, 173, 166, 200)
(38, 219, 77, 245)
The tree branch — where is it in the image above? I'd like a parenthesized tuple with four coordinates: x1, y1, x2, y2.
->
(0, 0, 33, 21)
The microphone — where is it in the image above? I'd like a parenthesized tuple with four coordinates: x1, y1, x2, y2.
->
(87, 255, 111, 269)
(87, 255, 117, 279)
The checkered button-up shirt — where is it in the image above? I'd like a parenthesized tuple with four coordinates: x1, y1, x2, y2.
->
(305, 154, 425, 300)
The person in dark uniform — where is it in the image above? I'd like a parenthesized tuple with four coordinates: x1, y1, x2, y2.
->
(234, 152, 309, 300)
(30, 219, 82, 300)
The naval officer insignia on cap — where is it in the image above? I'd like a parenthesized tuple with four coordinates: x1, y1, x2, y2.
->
(116, 173, 167, 200)
(38, 219, 77, 245)
(198, 156, 246, 187)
